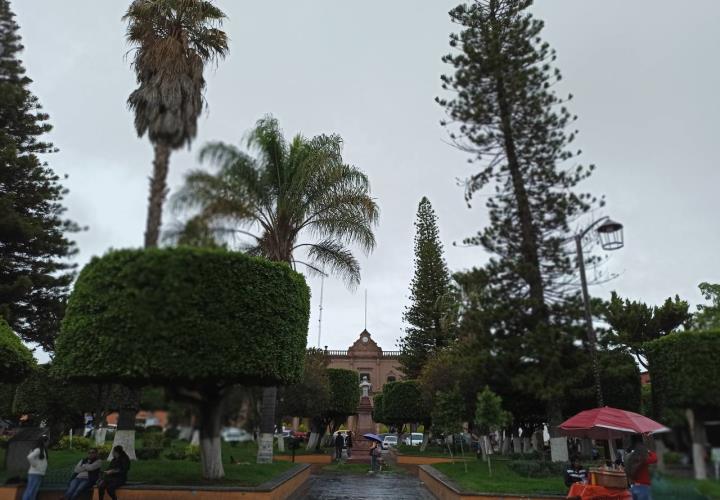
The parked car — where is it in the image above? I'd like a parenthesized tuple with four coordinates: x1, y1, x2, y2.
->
(403, 433, 423, 446)
(221, 427, 253, 443)
(382, 435, 398, 449)
(291, 431, 308, 441)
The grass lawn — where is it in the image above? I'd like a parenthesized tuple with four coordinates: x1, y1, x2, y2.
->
(1, 441, 294, 487)
(433, 459, 566, 495)
(434, 460, 720, 499)
(396, 443, 469, 458)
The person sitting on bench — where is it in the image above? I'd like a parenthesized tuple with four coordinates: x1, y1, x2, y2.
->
(97, 446, 130, 500)
(61, 447, 102, 499)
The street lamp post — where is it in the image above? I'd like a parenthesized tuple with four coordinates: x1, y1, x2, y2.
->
(574, 217, 624, 408)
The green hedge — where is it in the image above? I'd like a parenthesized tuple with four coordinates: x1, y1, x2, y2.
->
(0, 317, 34, 383)
(53, 248, 310, 386)
(646, 330, 720, 410)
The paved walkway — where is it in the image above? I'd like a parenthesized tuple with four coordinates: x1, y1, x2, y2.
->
(291, 471, 437, 500)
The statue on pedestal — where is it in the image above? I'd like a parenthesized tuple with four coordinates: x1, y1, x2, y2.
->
(360, 375, 372, 398)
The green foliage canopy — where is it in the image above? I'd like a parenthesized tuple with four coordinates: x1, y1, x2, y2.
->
(0, 318, 34, 383)
(646, 330, 720, 412)
(325, 369, 360, 422)
(693, 283, 720, 330)
(474, 387, 511, 435)
(604, 292, 690, 369)
(53, 247, 310, 386)
(278, 349, 331, 420)
(380, 380, 430, 427)
(432, 386, 464, 435)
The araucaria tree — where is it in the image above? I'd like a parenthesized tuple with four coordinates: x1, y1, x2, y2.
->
(399, 197, 457, 378)
(173, 116, 379, 463)
(0, 0, 77, 349)
(438, 0, 601, 425)
(124, 0, 228, 248)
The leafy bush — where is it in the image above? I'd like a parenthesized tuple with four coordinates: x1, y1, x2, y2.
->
(164, 448, 187, 460)
(136, 447, 162, 460)
(184, 444, 201, 462)
(507, 460, 566, 478)
(53, 248, 311, 387)
(664, 451, 683, 465)
(53, 436, 94, 451)
(507, 450, 541, 460)
(142, 432, 165, 450)
(145, 425, 163, 434)
(164, 428, 180, 440)
(97, 443, 112, 456)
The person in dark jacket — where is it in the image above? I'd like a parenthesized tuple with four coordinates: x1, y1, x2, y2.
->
(334, 432, 345, 461)
(345, 431, 353, 458)
(61, 448, 102, 499)
(97, 446, 130, 500)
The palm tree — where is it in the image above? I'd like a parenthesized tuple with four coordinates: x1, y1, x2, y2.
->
(173, 116, 379, 462)
(124, 0, 228, 248)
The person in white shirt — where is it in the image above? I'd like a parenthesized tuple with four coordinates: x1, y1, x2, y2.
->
(22, 436, 48, 500)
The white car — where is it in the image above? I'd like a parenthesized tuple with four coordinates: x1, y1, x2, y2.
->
(382, 435, 398, 449)
(403, 433, 423, 446)
(221, 427, 253, 443)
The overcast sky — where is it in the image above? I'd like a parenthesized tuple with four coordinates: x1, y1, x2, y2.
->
(13, 1, 720, 356)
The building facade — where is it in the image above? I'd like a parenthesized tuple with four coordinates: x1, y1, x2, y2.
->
(325, 329, 403, 397)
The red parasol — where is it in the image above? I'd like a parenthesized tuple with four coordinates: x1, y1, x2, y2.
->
(559, 406, 670, 440)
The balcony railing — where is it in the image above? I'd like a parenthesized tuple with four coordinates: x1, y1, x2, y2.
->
(321, 349, 402, 358)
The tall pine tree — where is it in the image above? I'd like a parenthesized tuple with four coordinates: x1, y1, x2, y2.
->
(438, 0, 601, 424)
(399, 197, 457, 379)
(0, 0, 77, 350)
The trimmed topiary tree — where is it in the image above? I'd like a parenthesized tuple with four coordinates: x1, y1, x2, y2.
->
(647, 330, 720, 479)
(310, 369, 359, 449)
(381, 380, 429, 437)
(0, 318, 34, 383)
(53, 247, 310, 479)
(13, 365, 95, 443)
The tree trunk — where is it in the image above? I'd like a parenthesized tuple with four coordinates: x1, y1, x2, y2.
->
(199, 394, 225, 480)
(256, 386, 277, 464)
(686, 408, 708, 480)
(110, 408, 137, 460)
(144, 143, 171, 248)
(94, 427, 107, 446)
(420, 430, 430, 452)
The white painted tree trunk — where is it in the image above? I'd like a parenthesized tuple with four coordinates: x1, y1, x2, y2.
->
(199, 395, 225, 480)
(687, 408, 708, 480)
(109, 430, 136, 460)
(277, 434, 285, 453)
(191, 429, 200, 446)
(512, 436, 522, 454)
(306, 432, 320, 451)
(94, 428, 107, 446)
(257, 433, 274, 463)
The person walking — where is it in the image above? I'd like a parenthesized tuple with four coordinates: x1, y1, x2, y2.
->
(22, 436, 49, 500)
(97, 446, 130, 500)
(625, 435, 657, 500)
(345, 431, 353, 459)
(369, 441, 381, 473)
(334, 432, 345, 461)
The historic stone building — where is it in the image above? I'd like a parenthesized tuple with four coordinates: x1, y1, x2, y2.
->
(325, 329, 403, 396)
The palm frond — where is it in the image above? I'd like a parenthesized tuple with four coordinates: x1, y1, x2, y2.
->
(301, 239, 362, 287)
